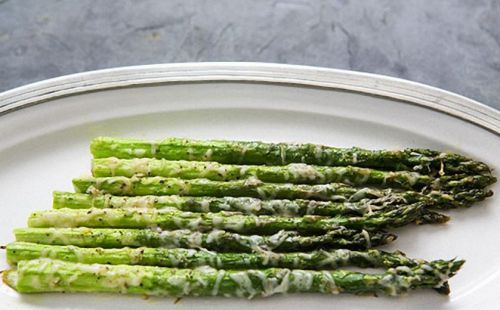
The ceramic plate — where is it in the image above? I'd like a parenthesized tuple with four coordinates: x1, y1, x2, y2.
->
(0, 63, 498, 310)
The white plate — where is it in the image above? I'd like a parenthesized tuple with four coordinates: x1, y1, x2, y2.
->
(0, 63, 498, 310)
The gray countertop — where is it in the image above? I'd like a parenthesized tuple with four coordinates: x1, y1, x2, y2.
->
(0, 0, 499, 109)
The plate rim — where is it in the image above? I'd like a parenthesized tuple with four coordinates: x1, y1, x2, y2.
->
(0, 62, 498, 134)
(0, 62, 499, 309)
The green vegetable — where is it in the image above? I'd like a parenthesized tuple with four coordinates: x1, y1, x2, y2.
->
(52, 191, 398, 216)
(93, 158, 495, 190)
(28, 204, 446, 234)
(72, 176, 376, 200)
(72, 176, 492, 207)
(14, 228, 396, 252)
(6, 242, 422, 269)
(51, 192, 446, 223)
(90, 136, 491, 176)
(1, 136, 486, 298)
(92, 158, 433, 189)
(3, 258, 464, 296)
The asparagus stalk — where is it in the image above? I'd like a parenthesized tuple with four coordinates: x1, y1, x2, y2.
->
(3, 258, 464, 296)
(53, 191, 396, 216)
(92, 158, 433, 189)
(28, 204, 444, 234)
(73, 176, 371, 200)
(90, 136, 491, 176)
(50, 192, 458, 224)
(6, 242, 422, 269)
(72, 176, 492, 206)
(14, 228, 396, 252)
(93, 158, 496, 190)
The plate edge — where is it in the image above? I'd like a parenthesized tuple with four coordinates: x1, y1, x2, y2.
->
(0, 62, 498, 134)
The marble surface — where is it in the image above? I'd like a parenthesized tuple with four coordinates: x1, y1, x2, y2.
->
(0, 0, 499, 109)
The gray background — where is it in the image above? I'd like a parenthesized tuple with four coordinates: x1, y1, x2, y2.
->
(0, 0, 499, 109)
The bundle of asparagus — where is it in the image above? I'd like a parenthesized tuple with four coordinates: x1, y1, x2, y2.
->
(2, 137, 495, 299)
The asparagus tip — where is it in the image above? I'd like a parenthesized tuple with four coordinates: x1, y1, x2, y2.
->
(429, 258, 465, 295)
(449, 258, 466, 274)
(434, 282, 450, 295)
(417, 210, 450, 225)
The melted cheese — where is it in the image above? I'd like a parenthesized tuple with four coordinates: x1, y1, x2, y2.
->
(179, 180, 191, 195)
(263, 269, 291, 296)
(244, 176, 262, 187)
(162, 159, 182, 177)
(236, 197, 262, 214)
(212, 270, 226, 296)
(186, 232, 203, 248)
(279, 145, 286, 164)
(133, 149, 146, 157)
(156, 195, 183, 207)
(123, 196, 152, 208)
(256, 187, 268, 199)
(379, 274, 397, 296)
(291, 270, 314, 291)
(288, 163, 323, 181)
(186, 147, 195, 160)
(159, 230, 183, 247)
(352, 152, 358, 164)
(223, 217, 246, 232)
(204, 149, 213, 161)
(229, 271, 257, 298)
(186, 218, 203, 230)
(199, 199, 211, 212)
(305, 201, 318, 215)
(211, 215, 224, 227)
(167, 274, 189, 294)
(361, 229, 371, 248)
(321, 270, 339, 294)
(349, 188, 379, 202)
(103, 157, 120, 176)
(206, 230, 224, 244)
(267, 230, 291, 249)
(40, 246, 57, 259)
(314, 145, 323, 161)
(150, 143, 157, 156)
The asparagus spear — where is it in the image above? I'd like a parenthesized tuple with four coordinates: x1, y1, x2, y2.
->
(14, 228, 396, 252)
(72, 176, 492, 206)
(50, 192, 466, 225)
(3, 258, 464, 296)
(92, 158, 433, 189)
(73, 176, 370, 200)
(28, 204, 444, 234)
(93, 158, 496, 190)
(6, 242, 422, 269)
(52, 191, 396, 216)
(90, 136, 490, 176)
